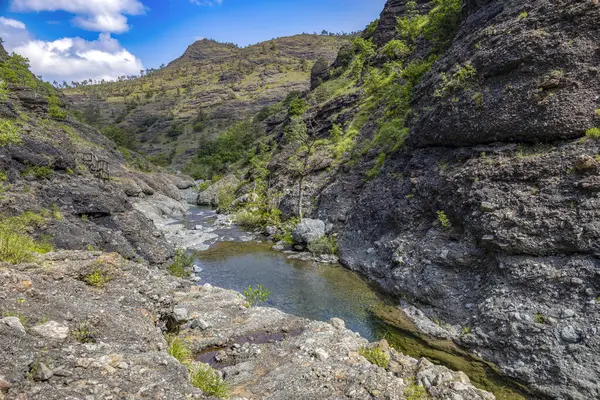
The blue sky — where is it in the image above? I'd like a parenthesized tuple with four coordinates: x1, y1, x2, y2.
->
(0, 0, 386, 82)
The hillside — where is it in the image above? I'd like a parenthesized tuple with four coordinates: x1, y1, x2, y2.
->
(63, 35, 350, 172)
(193, 0, 600, 399)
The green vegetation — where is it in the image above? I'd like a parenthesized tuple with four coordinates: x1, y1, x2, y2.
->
(1, 311, 28, 326)
(364, 19, 379, 38)
(47, 94, 67, 120)
(185, 119, 260, 180)
(437, 211, 451, 229)
(190, 364, 230, 399)
(83, 266, 113, 288)
(462, 326, 472, 335)
(434, 63, 477, 98)
(71, 321, 96, 343)
(243, 284, 271, 307)
(0, 53, 47, 91)
(22, 166, 54, 179)
(517, 11, 528, 20)
(167, 336, 192, 364)
(359, 346, 390, 369)
(0, 119, 22, 147)
(167, 249, 195, 278)
(534, 313, 545, 324)
(101, 125, 137, 150)
(307, 235, 338, 256)
(0, 80, 8, 102)
(405, 380, 429, 400)
(424, 0, 464, 50)
(0, 211, 53, 264)
(585, 127, 600, 139)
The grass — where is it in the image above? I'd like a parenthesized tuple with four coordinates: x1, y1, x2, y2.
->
(167, 336, 192, 364)
(1, 311, 28, 326)
(534, 313, 545, 324)
(22, 166, 54, 179)
(190, 364, 230, 399)
(307, 235, 338, 256)
(0, 211, 53, 264)
(359, 346, 390, 369)
(243, 284, 270, 307)
(167, 249, 195, 278)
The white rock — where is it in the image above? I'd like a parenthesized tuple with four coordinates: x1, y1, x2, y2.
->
(0, 317, 26, 335)
(30, 321, 69, 341)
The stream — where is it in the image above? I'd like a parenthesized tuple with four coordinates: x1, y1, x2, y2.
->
(183, 207, 534, 400)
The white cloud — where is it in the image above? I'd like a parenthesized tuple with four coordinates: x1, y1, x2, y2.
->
(0, 17, 26, 30)
(10, 0, 146, 33)
(13, 33, 144, 82)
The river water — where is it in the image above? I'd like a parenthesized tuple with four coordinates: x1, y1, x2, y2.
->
(184, 207, 533, 400)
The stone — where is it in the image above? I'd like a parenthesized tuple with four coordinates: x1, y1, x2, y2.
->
(172, 308, 189, 323)
(292, 219, 326, 245)
(190, 318, 210, 330)
(0, 317, 26, 335)
(313, 348, 329, 361)
(560, 326, 580, 344)
(0, 376, 11, 390)
(330, 318, 346, 330)
(30, 321, 69, 341)
(33, 362, 53, 381)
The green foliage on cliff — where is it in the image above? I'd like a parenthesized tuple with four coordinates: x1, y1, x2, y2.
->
(168, 249, 195, 278)
(425, 0, 464, 50)
(359, 346, 390, 369)
(48, 94, 67, 120)
(101, 125, 137, 150)
(0, 212, 54, 264)
(0, 119, 22, 147)
(190, 364, 230, 399)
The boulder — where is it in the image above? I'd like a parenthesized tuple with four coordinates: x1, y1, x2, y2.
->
(292, 219, 326, 245)
(30, 321, 69, 341)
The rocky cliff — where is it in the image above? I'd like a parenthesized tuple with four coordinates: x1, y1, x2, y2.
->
(203, 1, 600, 399)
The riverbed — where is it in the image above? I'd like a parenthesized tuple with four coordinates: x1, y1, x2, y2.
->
(183, 207, 533, 400)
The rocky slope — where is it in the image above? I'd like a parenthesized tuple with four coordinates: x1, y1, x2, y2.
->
(0, 43, 194, 265)
(199, 0, 600, 399)
(63, 35, 350, 168)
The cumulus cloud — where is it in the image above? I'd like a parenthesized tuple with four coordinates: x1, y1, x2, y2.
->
(10, 0, 145, 33)
(1, 18, 144, 82)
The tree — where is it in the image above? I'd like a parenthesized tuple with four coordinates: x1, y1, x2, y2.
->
(284, 118, 329, 221)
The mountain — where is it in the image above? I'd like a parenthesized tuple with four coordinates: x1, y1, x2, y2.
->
(191, 0, 600, 399)
(63, 34, 351, 170)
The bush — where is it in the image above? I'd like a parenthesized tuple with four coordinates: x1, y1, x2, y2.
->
(0, 80, 8, 102)
(434, 63, 477, 98)
(235, 210, 264, 230)
(424, 0, 464, 50)
(364, 19, 379, 37)
(288, 98, 307, 117)
(190, 364, 229, 399)
(437, 210, 451, 229)
(585, 128, 600, 139)
(381, 40, 411, 60)
(71, 321, 96, 343)
(307, 235, 338, 256)
(168, 249, 195, 278)
(405, 380, 429, 400)
(0, 212, 52, 264)
(22, 166, 54, 179)
(83, 266, 113, 288)
(359, 346, 390, 369)
(101, 125, 137, 150)
(243, 284, 270, 307)
(48, 94, 67, 120)
(0, 119, 22, 147)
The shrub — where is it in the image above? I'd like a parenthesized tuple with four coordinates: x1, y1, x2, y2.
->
(0, 119, 22, 147)
(586, 128, 600, 139)
(101, 125, 137, 150)
(0, 53, 40, 89)
(71, 321, 96, 343)
(308, 235, 338, 256)
(83, 267, 112, 288)
(364, 19, 379, 37)
(288, 98, 307, 117)
(168, 249, 195, 278)
(381, 40, 411, 60)
(517, 11, 528, 20)
(434, 63, 477, 98)
(0, 80, 8, 102)
(190, 364, 229, 399)
(243, 284, 270, 307)
(217, 185, 237, 212)
(47, 94, 67, 120)
(0, 212, 52, 264)
(424, 0, 464, 50)
(235, 210, 264, 230)
(22, 166, 54, 179)
(359, 346, 390, 369)
(167, 336, 192, 364)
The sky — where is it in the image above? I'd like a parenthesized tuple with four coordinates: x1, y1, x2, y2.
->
(0, 0, 386, 83)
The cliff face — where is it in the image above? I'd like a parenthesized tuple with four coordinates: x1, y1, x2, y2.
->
(227, 1, 600, 398)
(0, 44, 192, 265)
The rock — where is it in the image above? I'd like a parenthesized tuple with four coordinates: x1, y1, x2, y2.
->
(172, 308, 189, 323)
(330, 318, 346, 330)
(313, 348, 329, 361)
(30, 321, 69, 341)
(265, 226, 278, 236)
(291, 219, 326, 245)
(0, 317, 26, 335)
(0, 376, 11, 390)
(190, 318, 210, 330)
(32, 362, 53, 381)
(560, 326, 580, 344)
